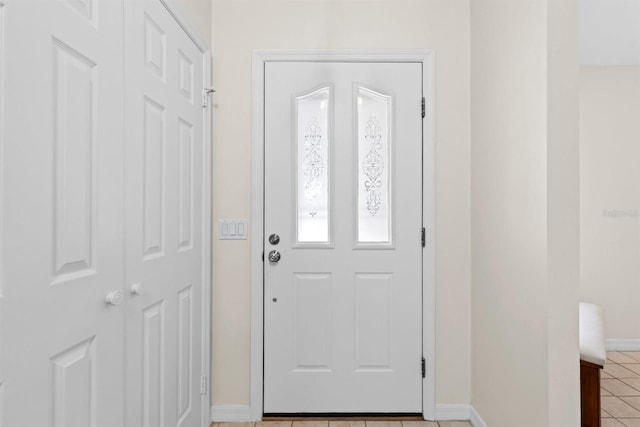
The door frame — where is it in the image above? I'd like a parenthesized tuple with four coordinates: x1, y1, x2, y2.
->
(250, 50, 435, 421)
(154, 2, 212, 426)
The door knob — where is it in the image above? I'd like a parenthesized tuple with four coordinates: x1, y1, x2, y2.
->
(105, 290, 122, 306)
(268, 250, 281, 263)
(131, 282, 144, 296)
(268, 234, 280, 245)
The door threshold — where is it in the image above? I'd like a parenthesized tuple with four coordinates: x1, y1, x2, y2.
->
(263, 413, 423, 421)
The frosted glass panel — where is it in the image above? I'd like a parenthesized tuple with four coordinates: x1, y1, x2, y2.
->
(296, 87, 330, 243)
(357, 87, 392, 243)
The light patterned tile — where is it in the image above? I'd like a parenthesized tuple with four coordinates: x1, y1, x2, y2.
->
(624, 352, 640, 363)
(619, 419, 640, 427)
(603, 419, 626, 427)
(603, 370, 614, 379)
(438, 423, 472, 427)
(622, 379, 640, 391)
(603, 387, 613, 396)
(603, 408, 613, 418)
(623, 365, 640, 376)
(221, 423, 254, 427)
(605, 364, 640, 379)
(602, 396, 640, 418)
(402, 423, 437, 427)
(293, 422, 329, 427)
(258, 422, 292, 427)
(366, 422, 402, 427)
(623, 396, 640, 411)
(331, 422, 366, 427)
(602, 379, 640, 396)
(609, 352, 640, 364)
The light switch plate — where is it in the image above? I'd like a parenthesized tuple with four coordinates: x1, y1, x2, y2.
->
(218, 219, 248, 240)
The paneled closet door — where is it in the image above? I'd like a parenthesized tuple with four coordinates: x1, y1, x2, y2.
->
(0, 0, 125, 426)
(123, 1, 205, 426)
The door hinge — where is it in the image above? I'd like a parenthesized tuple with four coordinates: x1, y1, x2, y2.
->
(421, 227, 426, 247)
(421, 357, 426, 378)
(421, 97, 426, 119)
(202, 87, 215, 108)
(200, 375, 208, 394)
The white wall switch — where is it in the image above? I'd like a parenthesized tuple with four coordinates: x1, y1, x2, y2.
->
(218, 219, 248, 240)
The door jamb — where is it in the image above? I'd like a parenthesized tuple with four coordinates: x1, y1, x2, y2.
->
(250, 50, 435, 421)
(157, 2, 212, 427)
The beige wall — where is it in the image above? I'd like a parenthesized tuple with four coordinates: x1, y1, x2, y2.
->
(174, 0, 212, 44)
(470, 0, 579, 425)
(210, 0, 472, 407)
(580, 66, 640, 341)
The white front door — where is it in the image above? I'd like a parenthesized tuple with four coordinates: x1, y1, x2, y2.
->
(1, 0, 125, 425)
(264, 62, 423, 413)
(123, 1, 205, 426)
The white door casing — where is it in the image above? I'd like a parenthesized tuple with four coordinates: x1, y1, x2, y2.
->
(124, 1, 207, 426)
(251, 51, 435, 421)
(264, 61, 423, 413)
(1, 0, 125, 425)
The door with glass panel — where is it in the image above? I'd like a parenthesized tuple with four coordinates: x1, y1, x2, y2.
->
(264, 62, 423, 413)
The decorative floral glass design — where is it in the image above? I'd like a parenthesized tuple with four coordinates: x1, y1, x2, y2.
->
(296, 86, 330, 243)
(357, 87, 392, 244)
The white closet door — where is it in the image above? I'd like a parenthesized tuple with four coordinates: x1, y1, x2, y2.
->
(0, 0, 125, 426)
(124, 1, 205, 426)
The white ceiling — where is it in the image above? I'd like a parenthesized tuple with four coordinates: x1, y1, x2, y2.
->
(580, 0, 640, 66)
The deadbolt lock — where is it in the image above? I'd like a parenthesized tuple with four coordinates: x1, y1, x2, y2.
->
(268, 234, 280, 245)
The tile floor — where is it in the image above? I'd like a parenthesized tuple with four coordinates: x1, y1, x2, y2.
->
(213, 421, 471, 427)
(602, 351, 640, 426)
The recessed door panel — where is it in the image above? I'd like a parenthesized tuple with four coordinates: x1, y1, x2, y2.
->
(143, 301, 165, 427)
(178, 118, 193, 251)
(144, 13, 165, 80)
(62, 0, 96, 27)
(293, 274, 332, 371)
(178, 50, 193, 103)
(143, 97, 166, 260)
(52, 39, 97, 283)
(355, 273, 392, 370)
(51, 337, 96, 427)
(177, 286, 193, 424)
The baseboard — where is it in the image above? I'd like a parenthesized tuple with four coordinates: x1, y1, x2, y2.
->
(606, 339, 640, 352)
(211, 404, 252, 422)
(435, 404, 470, 421)
(469, 406, 487, 427)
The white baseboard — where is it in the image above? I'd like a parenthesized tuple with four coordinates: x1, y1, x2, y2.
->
(606, 339, 640, 352)
(469, 406, 487, 427)
(435, 404, 486, 427)
(211, 404, 252, 422)
(435, 404, 470, 421)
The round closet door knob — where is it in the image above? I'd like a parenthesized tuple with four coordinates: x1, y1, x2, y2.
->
(131, 282, 144, 296)
(105, 290, 122, 306)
